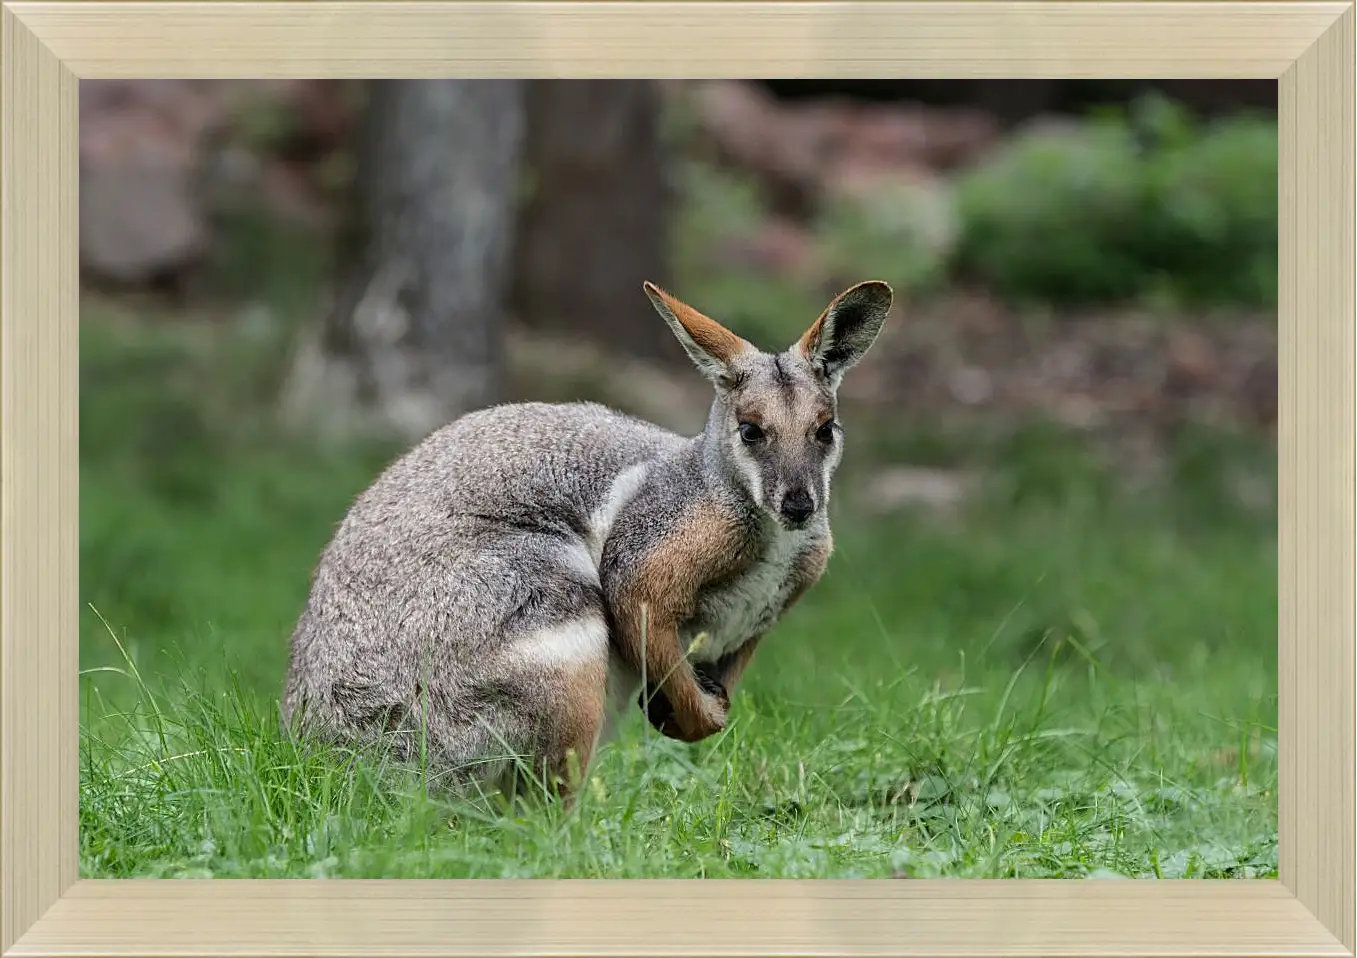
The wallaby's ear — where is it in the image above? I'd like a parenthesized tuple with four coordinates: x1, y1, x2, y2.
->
(797, 280, 893, 387)
(644, 281, 751, 389)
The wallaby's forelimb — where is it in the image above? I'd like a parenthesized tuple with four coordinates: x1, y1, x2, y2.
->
(653, 530, 832, 734)
(617, 612, 718, 742)
(607, 498, 757, 742)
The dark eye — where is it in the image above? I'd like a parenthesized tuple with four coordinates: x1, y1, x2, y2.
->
(738, 422, 764, 444)
(815, 421, 837, 444)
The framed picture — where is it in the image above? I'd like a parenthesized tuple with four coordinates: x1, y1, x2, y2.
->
(2, 2, 1350, 956)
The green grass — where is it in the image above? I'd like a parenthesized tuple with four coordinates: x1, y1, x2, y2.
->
(79, 302, 1278, 880)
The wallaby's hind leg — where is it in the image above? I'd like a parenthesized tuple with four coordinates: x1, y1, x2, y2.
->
(494, 613, 611, 805)
(544, 657, 609, 804)
(287, 523, 621, 805)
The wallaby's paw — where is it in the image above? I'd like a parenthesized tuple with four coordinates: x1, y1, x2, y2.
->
(694, 663, 731, 709)
(673, 691, 728, 743)
(638, 679, 729, 742)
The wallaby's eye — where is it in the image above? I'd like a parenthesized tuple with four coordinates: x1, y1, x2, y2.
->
(815, 421, 837, 444)
(738, 422, 765, 444)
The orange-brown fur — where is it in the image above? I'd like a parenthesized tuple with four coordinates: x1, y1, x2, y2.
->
(544, 658, 608, 799)
(611, 497, 759, 741)
(797, 308, 828, 358)
(644, 282, 751, 367)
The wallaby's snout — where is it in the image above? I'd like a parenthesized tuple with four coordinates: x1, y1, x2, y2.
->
(777, 487, 816, 528)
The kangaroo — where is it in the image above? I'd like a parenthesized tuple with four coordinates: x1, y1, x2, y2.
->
(281, 279, 892, 802)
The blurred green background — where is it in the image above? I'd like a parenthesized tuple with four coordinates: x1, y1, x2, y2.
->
(80, 79, 1278, 879)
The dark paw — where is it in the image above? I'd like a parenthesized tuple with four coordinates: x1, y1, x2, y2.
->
(638, 684, 678, 734)
(694, 665, 730, 706)
(637, 665, 729, 739)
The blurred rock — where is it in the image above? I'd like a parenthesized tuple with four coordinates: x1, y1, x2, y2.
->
(848, 106, 931, 167)
(690, 80, 784, 175)
(687, 80, 999, 218)
(775, 98, 854, 186)
(917, 108, 1001, 171)
(689, 80, 829, 215)
(1165, 329, 1219, 395)
(846, 103, 998, 172)
(81, 79, 226, 143)
(80, 80, 355, 285)
(80, 81, 225, 284)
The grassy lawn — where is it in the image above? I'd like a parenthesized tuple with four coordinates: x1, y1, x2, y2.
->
(79, 303, 1278, 880)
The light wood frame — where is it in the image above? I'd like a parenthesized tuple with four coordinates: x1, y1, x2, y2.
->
(1, 1, 1352, 956)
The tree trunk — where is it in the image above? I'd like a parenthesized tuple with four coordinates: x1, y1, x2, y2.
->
(511, 80, 671, 360)
(284, 79, 525, 443)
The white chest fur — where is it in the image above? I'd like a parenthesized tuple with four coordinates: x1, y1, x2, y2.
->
(683, 526, 814, 663)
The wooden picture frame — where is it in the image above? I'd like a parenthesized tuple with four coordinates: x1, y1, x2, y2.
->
(2, 2, 1352, 956)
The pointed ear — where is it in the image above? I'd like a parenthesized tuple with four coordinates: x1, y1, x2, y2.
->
(797, 280, 893, 387)
(644, 281, 752, 389)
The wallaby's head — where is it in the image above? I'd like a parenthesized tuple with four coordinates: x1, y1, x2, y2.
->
(643, 280, 893, 531)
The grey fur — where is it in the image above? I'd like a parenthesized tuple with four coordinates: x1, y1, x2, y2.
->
(282, 281, 891, 796)
(283, 401, 679, 791)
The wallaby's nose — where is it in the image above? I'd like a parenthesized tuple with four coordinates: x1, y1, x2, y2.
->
(780, 488, 815, 525)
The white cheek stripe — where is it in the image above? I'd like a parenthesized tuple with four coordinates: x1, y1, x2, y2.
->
(735, 448, 765, 506)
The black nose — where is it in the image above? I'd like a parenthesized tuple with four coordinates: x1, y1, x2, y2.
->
(780, 489, 815, 524)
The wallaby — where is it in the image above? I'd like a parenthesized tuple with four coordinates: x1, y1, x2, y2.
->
(282, 279, 893, 801)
